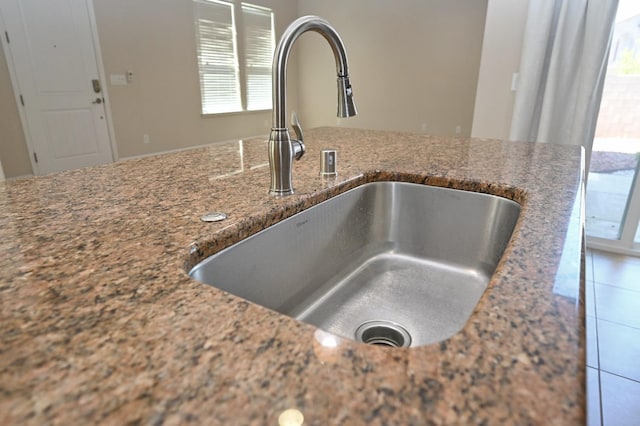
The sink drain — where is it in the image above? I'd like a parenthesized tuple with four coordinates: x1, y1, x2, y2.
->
(355, 321, 412, 348)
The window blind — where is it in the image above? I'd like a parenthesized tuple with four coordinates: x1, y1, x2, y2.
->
(195, 0, 242, 114)
(194, 0, 274, 114)
(241, 3, 274, 111)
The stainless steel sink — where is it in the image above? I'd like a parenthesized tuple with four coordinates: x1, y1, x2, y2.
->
(189, 181, 521, 347)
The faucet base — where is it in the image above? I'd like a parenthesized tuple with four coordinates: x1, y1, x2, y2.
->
(268, 127, 305, 196)
(269, 188, 295, 197)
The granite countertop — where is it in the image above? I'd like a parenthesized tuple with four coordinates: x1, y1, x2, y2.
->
(0, 127, 585, 424)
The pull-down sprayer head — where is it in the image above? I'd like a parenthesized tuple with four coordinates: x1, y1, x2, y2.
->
(337, 76, 357, 118)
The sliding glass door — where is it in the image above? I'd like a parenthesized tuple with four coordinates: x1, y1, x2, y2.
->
(586, 2, 640, 255)
(586, 143, 640, 254)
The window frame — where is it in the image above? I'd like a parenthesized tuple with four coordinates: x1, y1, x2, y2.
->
(194, 0, 276, 116)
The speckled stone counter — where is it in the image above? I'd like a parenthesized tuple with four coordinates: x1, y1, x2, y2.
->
(0, 128, 585, 425)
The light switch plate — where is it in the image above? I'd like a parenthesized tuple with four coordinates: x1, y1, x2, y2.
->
(110, 74, 127, 86)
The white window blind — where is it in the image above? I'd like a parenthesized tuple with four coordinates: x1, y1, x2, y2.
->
(242, 3, 274, 111)
(195, 0, 241, 114)
(194, 0, 274, 115)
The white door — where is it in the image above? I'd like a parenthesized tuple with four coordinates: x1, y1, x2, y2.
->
(0, 0, 113, 175)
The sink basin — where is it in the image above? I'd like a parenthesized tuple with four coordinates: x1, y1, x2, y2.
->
(189, 181, 521, 347)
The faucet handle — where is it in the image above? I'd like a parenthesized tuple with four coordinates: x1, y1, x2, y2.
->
(291, 112, 304, 142)
(291, 112, 305, 160)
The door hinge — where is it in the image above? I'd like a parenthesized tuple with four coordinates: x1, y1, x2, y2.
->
(4, 31, 9, 44)
(19, 95, 24, 106)
(33, 152, 38, 163)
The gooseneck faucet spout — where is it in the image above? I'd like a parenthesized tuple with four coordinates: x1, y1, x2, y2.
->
(269, 16, 357, 196)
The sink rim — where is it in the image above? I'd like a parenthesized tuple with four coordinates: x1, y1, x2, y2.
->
(184, 173, 526, 274)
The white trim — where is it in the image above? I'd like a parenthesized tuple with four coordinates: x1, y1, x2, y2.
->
(200, 107, 271, 118)
(586, 161, 640, 257)
(0, 6, 39, 175)
(88, 0, 118, 161)
(118, 133, 269, 161)
(587, 237, 640, 257)
(617, 166, 640, 244)
(4, 173, 33, 181)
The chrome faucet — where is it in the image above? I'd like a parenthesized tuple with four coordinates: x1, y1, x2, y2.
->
(269, 16, 357, 196)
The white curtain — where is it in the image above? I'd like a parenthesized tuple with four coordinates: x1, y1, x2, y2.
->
(509, 0, 619, 170)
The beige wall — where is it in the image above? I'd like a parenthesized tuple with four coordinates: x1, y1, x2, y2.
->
(1, 0, 530, 178)
(94, 0, 299, 159)
(471, 0, 529, 140)
(0, 42, 33, 177)
(296, 0, 488, 137)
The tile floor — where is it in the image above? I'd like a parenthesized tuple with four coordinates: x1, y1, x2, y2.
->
(586, 249, 640, 426)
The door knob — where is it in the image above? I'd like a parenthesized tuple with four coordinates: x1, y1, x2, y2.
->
(93, 98, 103, 104)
